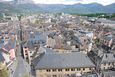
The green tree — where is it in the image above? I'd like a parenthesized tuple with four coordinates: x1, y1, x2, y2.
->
(94, 39, 98, 43)
(27, 19, 30, 23)
(0, 62, 8, 77)
(18, 15, 21, 21)
(35, 19, 44, 24)
(22, 74, 30, 77)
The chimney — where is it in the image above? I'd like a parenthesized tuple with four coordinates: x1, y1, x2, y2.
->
(106, 37, 107, 39)
(9, 41, 12, 44)
(41, 39, 42, 42)
(8, 45, 10, 48)
(1, 46, 3, 49)
(11, 38, 13, 40)
(28, 43, 30, 47)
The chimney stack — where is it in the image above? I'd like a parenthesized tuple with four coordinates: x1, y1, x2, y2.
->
(8, 45, 10, 48)
(106, 37, 107, 39)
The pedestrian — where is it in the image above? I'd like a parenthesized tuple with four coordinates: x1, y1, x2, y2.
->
(29, 72, 31, 75)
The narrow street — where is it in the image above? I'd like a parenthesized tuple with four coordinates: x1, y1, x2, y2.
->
(12, 26, 28, 77)
(8, 23, 31, 77)
(13, 41, 28, 77)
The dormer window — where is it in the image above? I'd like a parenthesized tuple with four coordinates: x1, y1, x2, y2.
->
(84, 39, 86, 42)
(35, 43, 37, 45)
(25, 47, 27, 49)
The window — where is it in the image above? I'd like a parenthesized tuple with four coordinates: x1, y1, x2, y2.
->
(25, 50, 27, 52)
(30, 56, 33, 58)
(103, 67, 105, 70)
(39, 75, 42, 77)
(58, 74, 62, 77)
(77, 68, 81, 71)
(108, 63, 110, 65)
(83, 68, 85, 71)
(89, 68, 92, 70)
(65, 69, 69, 71)
(52, 69, 56, 72)
(58, 69, 62, 72)
(110, 66, 112, 69)
(47, 75, 51, 77)
(67, 74, 69, 76)
(39, 70, 42, 72)
(71, 69, 75, 71)
(30, 51, 32, 53)
(46, 69, 51, 72)
(104, 63, 106, 66)
(112, 62, 114, 65)
(53, 75, 57, 77)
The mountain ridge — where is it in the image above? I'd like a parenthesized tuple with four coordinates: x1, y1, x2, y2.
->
(0, 1, 115, 14)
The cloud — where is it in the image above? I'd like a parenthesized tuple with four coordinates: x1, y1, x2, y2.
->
(65, 0, 83, 1)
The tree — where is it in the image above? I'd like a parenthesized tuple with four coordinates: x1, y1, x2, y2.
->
(27, 19, 30, 23)
(18, 15, 21, 21)
(22, 74, 30, 77)
(35, 19, 44, 24)
(0, 62, 8, 77)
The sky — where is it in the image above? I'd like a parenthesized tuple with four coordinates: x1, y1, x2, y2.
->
(4, 0, 115, 5)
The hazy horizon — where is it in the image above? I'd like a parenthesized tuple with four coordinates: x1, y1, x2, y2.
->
(3, 0, 115, 6)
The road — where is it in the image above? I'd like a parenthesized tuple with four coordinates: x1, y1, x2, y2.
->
(13, 24, 29, 77)
(13, 42, 29, 77)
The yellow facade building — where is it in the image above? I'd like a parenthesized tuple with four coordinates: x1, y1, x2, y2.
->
(34, 52, 95, 77)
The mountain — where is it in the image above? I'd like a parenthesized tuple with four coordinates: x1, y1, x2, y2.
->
(8, 0, 49, 13)
(60, 3, 115, 13)
(0, 2, 30, 14)
(36, 3, 115, 13)
(106, 3, 115, 8)
(0, 1, 115, 14)
(17, 4, 48, 13)
(37, 4, 66, 11)
(73, 3, 103, 7)
(17, 4, 41, 11)
(9, 0, 35, 5)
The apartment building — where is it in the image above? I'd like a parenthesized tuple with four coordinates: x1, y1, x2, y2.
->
(101, 53, 115, 70)
(34, 52, 95, 77)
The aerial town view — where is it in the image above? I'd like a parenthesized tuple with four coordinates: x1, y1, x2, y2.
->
(0, 0, 115, 77)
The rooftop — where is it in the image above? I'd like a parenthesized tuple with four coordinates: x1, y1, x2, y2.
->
(34, 52, 95, 69)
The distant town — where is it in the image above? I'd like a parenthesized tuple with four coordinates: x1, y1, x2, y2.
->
(0, 12, 115, 77)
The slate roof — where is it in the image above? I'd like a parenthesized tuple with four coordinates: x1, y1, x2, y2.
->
(34, 52, 95, 69)
(97, 19, 115, 24)
(39, 44, 58, 54)
(101, 36, 112, 41)
(0, 38, 4, 47)
(54, 44, 72, 50)
(23, 33, 47, 47)
(101, 44, 111, 51)
(0, 48, 8, 54)
(9, 27, 17, 35)
(101, 53, 115, 63)
(28, 41, 34, 51)
(43, 31, 54, 36)
(0, 53, 5, 62)
(47, 39, 55, 48)
(72, 36, 82, 45)
(3, 40, 15, 50)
